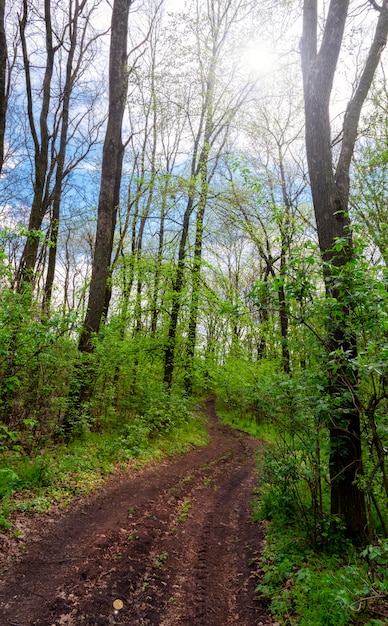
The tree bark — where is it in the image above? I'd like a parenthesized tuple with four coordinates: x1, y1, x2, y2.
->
(163, 188, 195, 388)
(16, 0, 55, 291)
(0, 0, 7, 177)
(78, 0, 132, 352)
(43, 0, 88, 314)
(150, 182, 167, 334)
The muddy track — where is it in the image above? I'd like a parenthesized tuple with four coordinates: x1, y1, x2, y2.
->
(0, 397, 275, 626)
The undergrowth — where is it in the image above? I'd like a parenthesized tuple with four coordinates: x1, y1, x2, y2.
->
(0, 402, 208, 531)
(217, 398, 388, 626)
(252, 499, 388, 626)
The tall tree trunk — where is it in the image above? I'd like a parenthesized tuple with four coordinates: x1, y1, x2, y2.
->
(0, 0, 7, 177)
(277, 269, 290, 374)
(43, 0, 88, 314)
(278, 154, 291, 374)
(184, 148, 209, 393)
(183, 37, 216, 392)
(78, 0, 132, 353)
(150, 184, 167, 334)
(163, 188, 195, 388)
(300, 0, 388, 541)
(16, 0, 55, 291)
(133, 75, 158, 335)
(61, 0, 132, 437)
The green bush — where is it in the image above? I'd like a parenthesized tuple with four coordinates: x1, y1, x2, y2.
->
(256, 522, 388, 626)
(120, 418, 151, 457)
(0, 288, 78, 438)
(0, 468, 19, 498)
(118, 390, 192, 457)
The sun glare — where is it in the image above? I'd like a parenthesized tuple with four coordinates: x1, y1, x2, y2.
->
(240, 42, 277, 78)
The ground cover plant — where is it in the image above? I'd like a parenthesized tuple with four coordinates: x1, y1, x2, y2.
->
(215, 359, 388, 625)
(0, 392, 208, 531)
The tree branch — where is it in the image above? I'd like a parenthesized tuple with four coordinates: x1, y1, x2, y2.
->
(335, 0, 388, 197)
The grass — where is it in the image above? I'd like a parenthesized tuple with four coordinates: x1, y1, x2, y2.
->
(253, 511, 388, 626)
(0, 411, 208, 531)
(217, 400, 388, 626)
(215, 396, 278, 443)
(177, 499, 193, 523)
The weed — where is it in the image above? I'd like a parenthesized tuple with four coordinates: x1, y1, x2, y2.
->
(220, 383, 388, 626)
(177, 499, 193, 523)
(0, 425, 20, 452)
(0, 512, 11, 529)
(256, 517, 388, 625)
(154, 551, 168, 569)
(0, 468, 19, 498)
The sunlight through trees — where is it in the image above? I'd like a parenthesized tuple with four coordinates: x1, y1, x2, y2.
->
(1, 0, 388, 584)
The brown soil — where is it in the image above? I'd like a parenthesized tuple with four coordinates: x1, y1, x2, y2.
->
(0, 396, 277, 626)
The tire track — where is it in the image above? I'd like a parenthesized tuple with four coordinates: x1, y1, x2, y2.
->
(0, 398, 275, 626)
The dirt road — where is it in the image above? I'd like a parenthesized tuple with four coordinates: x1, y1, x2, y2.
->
(0, 397, 275, 626)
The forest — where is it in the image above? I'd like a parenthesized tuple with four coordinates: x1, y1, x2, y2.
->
(0, 0, 388, 624)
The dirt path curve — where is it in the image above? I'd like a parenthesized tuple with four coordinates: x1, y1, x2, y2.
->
(0, 396, 275, 626)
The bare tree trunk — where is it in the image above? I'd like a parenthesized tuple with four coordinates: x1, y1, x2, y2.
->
(184, 187, 206, 394)
(78, 0, 132, 353)
(278, 155, 291, 374)
(133, 74, 158, 335)
(43, 0, 88, 314)
(16, 0, 55, 291)
(59, 0, 132, 437)
(0, 0, 7, 176)
(163, 188, 195, 388)
(150, 184, 167, 334)
(183, 42, 215, 392)
(300, 0, 388, 542)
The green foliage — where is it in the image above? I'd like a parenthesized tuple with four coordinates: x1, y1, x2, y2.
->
(0, 457, 53, 496)
(0, 468, 20, 498)
(119, 390, 192, 457)
(0, 395, 207, 528)
(256, 511, 388, 626)
(0, 287, 78, 439)
(0, 424, 20, 451)
(120, 419, 151, 458)
(257, 449, 306, 523)
(140, 391, 191, 436)
(215, 357, 283, 423)
(352, 82, 388, 261)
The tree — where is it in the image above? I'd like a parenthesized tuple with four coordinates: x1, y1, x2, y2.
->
(15, 0, 56, 291)
(300, 0, 388, 541)
(15, 0, 104, 294)
(0, 0, 7, 176)
(78, 0, 133, 353)
(352, 77, 388, 265)
(229, 80, 307, 374)
(42, 0, 100, 313)
(162, 0, 255, 389)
